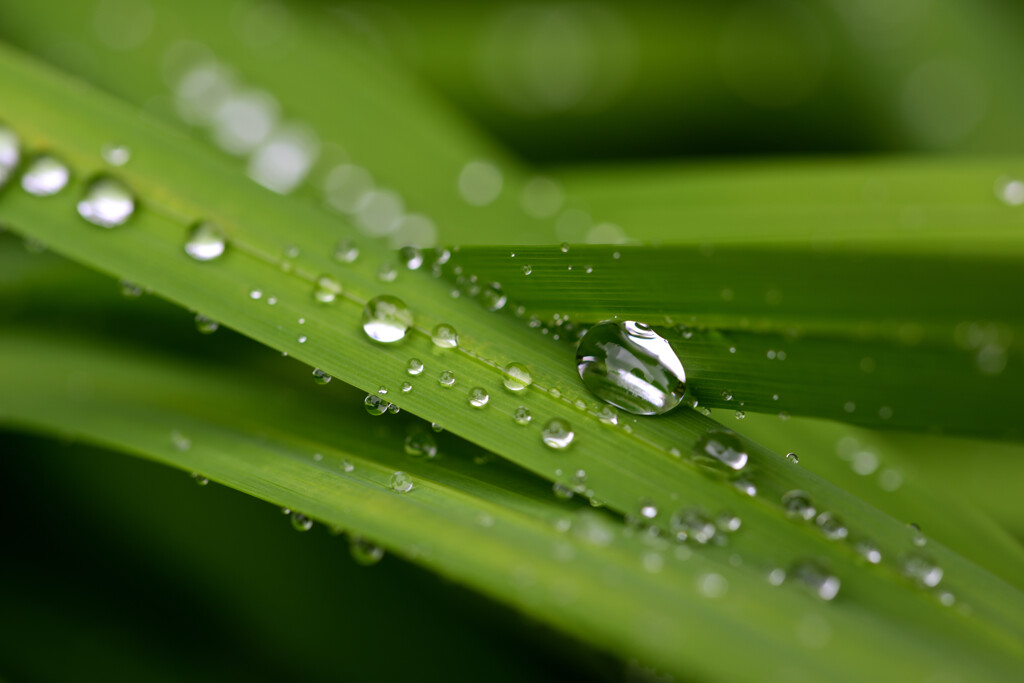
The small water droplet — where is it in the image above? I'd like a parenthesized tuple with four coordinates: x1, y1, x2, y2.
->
(789, 560, 841, 601)
(334, 239, 360, 263)
(734, 410, 746, 420)
(480, 282, 507, 311)
(362, 296, 413, 343)
(502, 363, 532, 392)
(404, 431, 438, 458)
(101, 143, 131, 166)
(522, 264, 532, 275)
(399, 245, 423, 270)
(468, 387, 490, 408)
(340, 459, 355, 473)
(782, 490, 816, 520)
(249, 288, 263, 300)
(697, 572, 728, 598)
(901, 551, 943, 587)
(995, 176, 1024, 206)
(312, 368, 331, 384)
(194, 314, 219, 334)
(364, 394, 389, 416)
(312, 274, 343, 303)
(438, 370, 456, 388)
(407, 358, 424, 375)
(190, 472, 209, 486)
(431, 323, 459, 348)
(297, 335, 307, 344)
(734, 478, 757, 497)
(815, 512, 848, 541)
(638, 499, 658, 520)
(77, 177, 135, 227)
(909, 523, 927, 547)
(855, 539, 882, 564)
(513, 406, 532, 425)
(390, 471, 414, 493)
(786, 452, 800, 464)
(670, 508, 716, 544)
(170, 429, 191, 452)
(290, 512, 313, 532)
(716, 512, 742, 533)
(350, 536, 385, 565)
(542, 418, 574, 449)
(377, 262, 397, 282)
(120, 280, 143, 298)
(596, 406, 619, 426)
(401, 381, 412, 393)
(692, 431, 749, 471)
(552, 482, 575, 499)
(560, 242, 570, 253)
(184, 222, 226, 261)
(21, 154, 70, 196)
(0, 125, 21, 171)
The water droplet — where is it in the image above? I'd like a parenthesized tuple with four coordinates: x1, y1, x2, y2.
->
(788, 560, 841, 600)
(184, 222, 226, 261)
(404, 431, 438, 458)
(692, 431, 749, 471)
(438, 370, 456, 388)
(334, 239, 360, 263)
(401, 381, 412, 393)
(522, 264, 532, 275)
(901, 551, 943, 587)
(390, 471, 414, 493)
(407, 358, 424, 375)
(312, 368, 332, 384)
(553, 482, 575, 499)
(596, 406, 619, 426)
(638, 500, 658, 520)
(77, 177, 135, 228)
(782, 490, 816, 520)
(21, 154, 70, 196)
(0, 125, 21, 170)
(855, 539, 882, 564)
(513, 406, 532, 425)
(120, 280, 143, 298)
(190, 472, 209, 486)
(431, 323, 459, 348)
(560, 242, 570, 253)
(697, 573, 728, 598)
(170, 430, 191, 452)
(468, 387, 490, 408)
(399, 245, 423, 270)
(458, 160, 503, 206)
(670, 508, 716, 544)
(362, 296, 413, 343)
(313, 275, 342, 303)
(364, 394, 389, 416)
(995, 176, 1024, 206)
(340, 459, 355, 473)
(290, 512, 313, 532)
(733, 478, 757, 497)
(716, 512, 742, 533)
(377, 262, 398, 282)
(297, 335, 307, 344)
(909, 523, 927, 547)
(576, 320, 686, 415)
(101, 143, 131, 166)
(480, 283, 507, 311)
(193, 314, 218, 334)
(350, 536, 385, 565)
(502, 363, 532, 392)
(249, 288, 263, 300)
(542, 419, 574, 449)
(786, 452, 800, 464)
(815, 512, 848, 540)
(734, 410, 746, 420)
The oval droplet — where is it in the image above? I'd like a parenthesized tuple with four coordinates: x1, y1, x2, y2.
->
(404, 431, 438, 458)
(438, 370, 455, 388)
(407, 358, 424, 375)
(468, 387, 490, 408)
(77, 177, 135, 228)
(194, 314, 219, 334)
(901, 551, 943, 587)
(290, 512, 313, 532)
(480, 282, 507, 312)
(21, 154, 70, 196)
(541, 418, 574, 449)
(399, 245, 423, 270)
(334, 239, 360, 263)
(184, 222, 227, 261)
(670, 508, 716, 544)
(313, 275, 342, 303)
(431, 323, 459, 348)
(349, 536, 385, 565)
(502, 363, 532, 392)
(390, 471, 414, 493)
(788, 560, 841, 601)
(312, 368, 332, 384)
(362, 295, 413, 343)
(692, 431, 749, 471)
(782, 490, 816, 521)
(364, 394, 389, 416)
(513, 406, 532, 425)
(815, 512, 848, 541)
(576, 320, 686, 415)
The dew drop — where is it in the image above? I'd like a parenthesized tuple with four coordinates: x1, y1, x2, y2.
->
(364, 394, 389, 416)
(334, 239, 360, 263)
(313, 275, 342, 303)
(815, 512, 849, 541)
(697, 573, 728, 598)
(855, 539, 882, 564)
(502, 363, 532, 392)
(786, 452, 800, 464)
(995, 176, 1024, 206)
(362, 296, 413, 343)
(638, 500, 658, 520)
(194, 314, 219, 334)
(377, 262, 397, 282)
(390, 471, 414, 493)
(184, 222, 226, 261)
(297, 335, 307, 344)
(290, 512, 313, 532)
(170, 430, 191, 452)
(468, 387, 490, 408)
(312, 368, 332, 384)
(77, 177, 135, 228)
(670, 508, 716, 544)
(431, 323, 459, 348)
(734, 410, 746, 420)
(480, 282, 507, 311)
(120, 280, 143, 298)
(782, 490, 816, 520)
(0, 125, 21, 171)
(407, 358, 424, 375)
(513, 406, 532, 425)
(21, 154, 70, 196)
(190, 472, 209, 486)
(350, 536, 385, 565)
(101, 143, 131, 166)
(788, 560, 841, 601)
(438, 370, 456, 388)
(553, 482, 575, 500)
(522, 264, 532, 275)
(560, 242, 570, 253)
(901, 551, 943, 587)
(399, 245, 423, 270)
(597, 406, 619, 426)
(404, 431, 438, 458)
(249, 288, 263, 300)
(716, 512, 742, 533)
(541, 419, 574, 449)
(692, 431, 749, 471)
(576, 320, 686, 415)
(401, 381, 412, 393)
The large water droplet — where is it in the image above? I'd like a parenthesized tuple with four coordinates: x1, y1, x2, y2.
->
(468, 387, 490, 408)
(576, 320, 686, 415)
(788, 560, 841, 601)
(542, 419, 574, 449)
(77, 177, 135, 228)
(350, 536, 385, 565)
(313, 275, 342, 303)
(21, 154, 70, 196)
(502, 363, 532, 392)
(513, 406, 532, 425)
(407, 358, 424, 375)
(362, 296, 412, 343)
(692, 431, 749, 471)
(390, 471, 414, 493)
(184, 222, 226, 261)
(438, 370, 456, 388)
(364, 394, 389, 416)
(431, 323, 459, 348)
